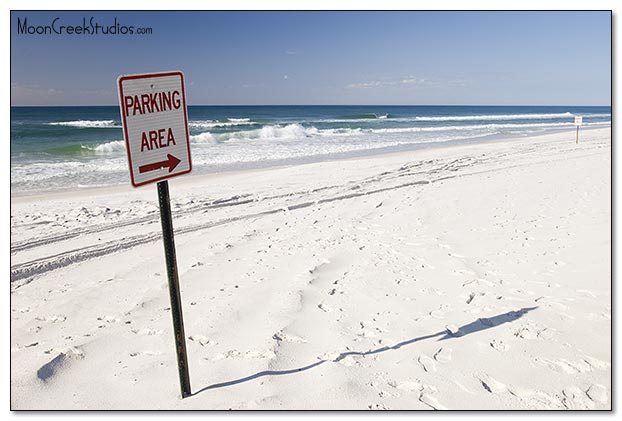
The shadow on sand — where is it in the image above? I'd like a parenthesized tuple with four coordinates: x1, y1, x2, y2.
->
(192, 306, 537, 395)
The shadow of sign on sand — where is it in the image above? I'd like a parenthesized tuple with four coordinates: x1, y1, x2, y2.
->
(193, 306, 537, 395)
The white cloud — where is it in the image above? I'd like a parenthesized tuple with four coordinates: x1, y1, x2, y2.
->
(346, 80, 392, 89)
(346, 76, 460, 90)
(401, 78, 426, 85)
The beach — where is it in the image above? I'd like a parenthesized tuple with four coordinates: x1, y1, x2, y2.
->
(10, 127, 611, 409)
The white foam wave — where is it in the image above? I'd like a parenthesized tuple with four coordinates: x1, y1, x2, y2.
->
(189, 118, 255, 129)
(48, 120, 120, 128)
(413, 113, 575, 121)
(92, 140, 126, 153)
(190, 132, 217, 144)
(372, 122, 582, 134)
(218, 124, 316, 141)
(314, 112, 611, 125)
(208, 121, 594, 143)
(257, 124, 317, 139)
(11, 159, 127, 185)
(220, 124, 368, 142)
(581, 113, 612, 118)
(316, 117, 388, 124)
(147, 120, 613, 152)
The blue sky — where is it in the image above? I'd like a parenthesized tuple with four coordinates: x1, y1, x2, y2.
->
(10, 11, 611, 106)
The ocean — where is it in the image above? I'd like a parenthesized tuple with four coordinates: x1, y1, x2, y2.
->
(10, 105, 611, 194)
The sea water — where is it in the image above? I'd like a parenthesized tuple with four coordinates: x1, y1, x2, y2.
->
(10, 105, 611, 194)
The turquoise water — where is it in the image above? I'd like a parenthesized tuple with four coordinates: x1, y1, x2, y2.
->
(11, 105, 611, 194)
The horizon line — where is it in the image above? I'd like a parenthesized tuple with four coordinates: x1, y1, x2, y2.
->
(10, 104, 612, 108)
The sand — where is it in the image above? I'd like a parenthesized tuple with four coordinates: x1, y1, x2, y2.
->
(10, 127, 611, 410)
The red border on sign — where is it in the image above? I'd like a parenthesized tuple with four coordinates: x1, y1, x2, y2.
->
(118, 71, 193, 187)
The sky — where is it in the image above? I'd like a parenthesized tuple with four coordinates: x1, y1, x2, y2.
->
(10, 11, 611, 106)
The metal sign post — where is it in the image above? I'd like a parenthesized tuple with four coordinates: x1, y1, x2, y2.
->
(117, 71, 193, 399)
(574, 116, 583, 144)
(158, 180, 191, 398)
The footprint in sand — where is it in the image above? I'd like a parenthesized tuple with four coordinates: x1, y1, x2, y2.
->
(35, 315, 66, 323)
(368, 403, 390, 410)
(419, 392, 447, 410)
(208, 349, 276, 361)
(477, 373, 507, 394)
(433, 347, 452, 363)
(188, 335, 210, 346)
(544, 356, 609, 374)
(14, 307, 31, 314)
(129, 351, 162, 357)
(585, 384, 608, 405)
(11, 342, 39, 352)
(507, 385, 535, 399)
(531, 391, 568, 409)
(318, 351, 342, 361)
(562, 386, 595, 409)
(132, 328, 163, 336)
(367, 379, 399, 399)
(418, 355, 437, 373)
(513, 325, 539, 339)
(389, 379, 423, 392)
(463, 278, 495, 287)
(97, 315, 119, 324)
(273, 330, 307, 343)
(536, 358, 584, 374)
(466, 291, 486, 304)
(490, 339, 509, 352)
(328, 288, 344, 296)
(584, 356, 610, 370)
(318, 303, 334, 313)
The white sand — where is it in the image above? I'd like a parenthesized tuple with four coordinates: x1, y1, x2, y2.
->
(10, 128, 611, 410)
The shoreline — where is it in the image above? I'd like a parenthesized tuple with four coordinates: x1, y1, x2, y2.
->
(10, 125, 610, 202)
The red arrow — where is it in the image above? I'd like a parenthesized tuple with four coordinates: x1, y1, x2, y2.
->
(139, 154, 181, 174)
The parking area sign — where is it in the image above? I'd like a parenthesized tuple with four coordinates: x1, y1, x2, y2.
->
(118, 71, 192, 187)
(117, 70, 194, 398)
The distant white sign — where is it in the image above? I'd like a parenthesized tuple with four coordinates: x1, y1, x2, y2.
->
(574, 116, 583, 126)
(118, 71, 192, 187)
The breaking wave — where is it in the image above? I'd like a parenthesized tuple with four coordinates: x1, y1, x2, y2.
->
(48, 120, 120, 128)
(413, 113, 577, 121)
(189, 118, 256, 129)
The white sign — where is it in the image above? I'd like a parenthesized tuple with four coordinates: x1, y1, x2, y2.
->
(118, 71, 192, 187)
(574, 116, 583, 126)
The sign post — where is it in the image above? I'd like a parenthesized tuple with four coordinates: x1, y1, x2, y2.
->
(574, 116, 583, 144)
(157, 179, 192, 398)
(118, 71, 192, 399)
